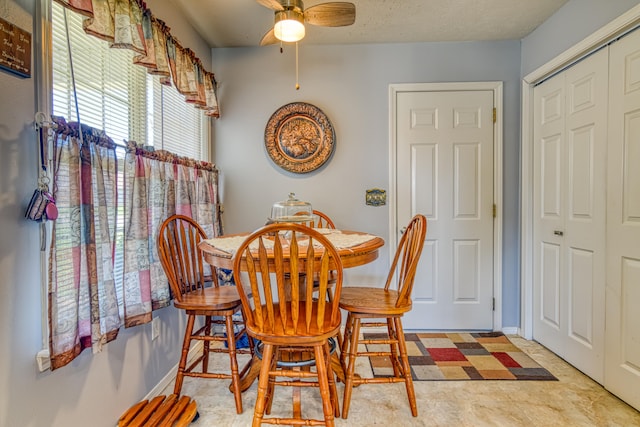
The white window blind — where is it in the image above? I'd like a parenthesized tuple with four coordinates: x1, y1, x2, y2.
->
(52, 1, 205, 157)
(52, 3, 146, 144)
(149, 77, 203, 159)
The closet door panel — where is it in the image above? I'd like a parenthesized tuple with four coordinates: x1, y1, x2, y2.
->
(568, 247, 594, 344)
(533, 47, 608, 383)
(541, 242, 561, 328)
(533, 74, 565, 355)
(563, 48, 608, 382)
(623, 112, 640, 219)
(568, 125, 595, 218)
(606, 27, 640, 411)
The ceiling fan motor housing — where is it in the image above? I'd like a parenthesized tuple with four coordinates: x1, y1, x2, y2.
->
(280, 0, 304, 13)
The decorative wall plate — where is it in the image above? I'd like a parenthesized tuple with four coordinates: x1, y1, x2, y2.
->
(264, 102, 335, 174)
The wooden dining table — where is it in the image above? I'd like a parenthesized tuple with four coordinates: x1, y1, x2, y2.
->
(199, 229, 384, 270)
(198, 228, 385, 391)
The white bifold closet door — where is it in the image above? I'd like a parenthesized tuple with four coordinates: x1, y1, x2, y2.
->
(605, 27, 640, 411)
(532, 47, 608, 383)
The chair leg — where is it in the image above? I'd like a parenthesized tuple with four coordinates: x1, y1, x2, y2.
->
(253, 343, 274, 427)
(387, 317, 401, 377)
(324, 339, 340, 417)
(202, 316, 212, 373)
(264, 346, 279, 415)
(339, 311, 353, 376)
(394, 317, 418, 416)
(225, 314, 243, 414)
(174, 314, 196, 395)
(341, 315, 361, 419)
(314, 343, 336, 427)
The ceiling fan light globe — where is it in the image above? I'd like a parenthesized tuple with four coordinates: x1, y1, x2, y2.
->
(274, 11, 305, 42)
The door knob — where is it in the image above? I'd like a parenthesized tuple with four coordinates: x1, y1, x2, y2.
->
(400, 227, 407, 235)
(553, 230, 564, 236)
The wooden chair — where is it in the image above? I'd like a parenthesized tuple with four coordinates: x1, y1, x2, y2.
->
(301, 210, 336, 229)
(232, 223, 344, 427)
(157, 214, 254, 414)
(295, 209, 342, 347)
(338, 214, 427, 418)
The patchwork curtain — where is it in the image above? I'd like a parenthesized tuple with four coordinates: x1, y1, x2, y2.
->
(54, 0, 220, 117)
(121, 142, 222, 327)
(48, 117, 120, 370)
(47, 120, 223, 368)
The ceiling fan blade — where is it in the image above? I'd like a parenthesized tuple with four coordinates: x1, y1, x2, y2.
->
(256, 0, 284, 11)
(304, 2, 356, 27)
(260, 28, 279, 46)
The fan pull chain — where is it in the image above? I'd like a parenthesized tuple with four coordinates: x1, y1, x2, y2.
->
(295, 42, 300, 90)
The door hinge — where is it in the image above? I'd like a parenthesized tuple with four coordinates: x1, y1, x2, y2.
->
(492, 297, 495, 311)
(493, 204, 497, 218)
(493, 108, 497, 123)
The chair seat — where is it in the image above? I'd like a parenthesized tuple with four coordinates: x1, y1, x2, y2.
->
(339, 287, 411, 315)
(247, 302, 341, 344)
(118, 394, 197, 427)
(173, 285, 241, 312)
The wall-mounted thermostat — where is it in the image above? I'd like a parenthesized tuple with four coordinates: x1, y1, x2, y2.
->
(366, 188, 386, 206)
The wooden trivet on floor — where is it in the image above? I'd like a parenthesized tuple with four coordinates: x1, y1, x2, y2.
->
(118, 394, 198, 427)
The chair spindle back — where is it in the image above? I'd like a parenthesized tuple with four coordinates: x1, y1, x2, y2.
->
(384, 214, 428, 308)
(158, 214, 214, 300)
(233, 223, 344, 337)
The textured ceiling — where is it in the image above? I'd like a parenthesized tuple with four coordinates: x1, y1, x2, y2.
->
(170, 0, 569, 48)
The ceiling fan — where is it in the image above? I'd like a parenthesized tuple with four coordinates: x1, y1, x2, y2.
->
(257, 0, 356, 46)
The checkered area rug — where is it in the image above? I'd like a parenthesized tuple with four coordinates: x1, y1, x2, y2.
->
(366, 331, 557, 381)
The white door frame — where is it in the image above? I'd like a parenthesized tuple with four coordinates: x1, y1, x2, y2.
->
(519, 5, 640, 339)
(389, 81, 504, 331)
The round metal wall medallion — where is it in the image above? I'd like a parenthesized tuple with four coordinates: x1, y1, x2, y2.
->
(264, 102, 335, 174)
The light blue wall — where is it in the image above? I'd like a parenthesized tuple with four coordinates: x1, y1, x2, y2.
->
(0, 1, 211, 426)
(2, 1, 640, 425)
(211, 40, 523, 327)
(521, 0, 640, 76)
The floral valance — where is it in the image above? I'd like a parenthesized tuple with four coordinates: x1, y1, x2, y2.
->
(54, 0, 220, 118)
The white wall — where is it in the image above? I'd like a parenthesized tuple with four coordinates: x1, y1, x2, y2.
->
(0, 1, 211, 426)
(210, 40, 523, 326)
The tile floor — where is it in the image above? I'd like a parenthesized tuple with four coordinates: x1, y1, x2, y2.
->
(170, 335, 640, 426)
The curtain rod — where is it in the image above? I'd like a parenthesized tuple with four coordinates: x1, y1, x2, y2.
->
(35, 112, 128, 149)
(35, 112, 217, 171)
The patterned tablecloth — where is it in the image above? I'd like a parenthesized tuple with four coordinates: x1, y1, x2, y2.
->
(202, 229, 377, 256)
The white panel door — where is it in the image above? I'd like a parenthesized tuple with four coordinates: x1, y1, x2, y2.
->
(397, 90, 494, 330)
(533, 73, 565, 355)
(605, 28, 640, 410)
(533, 48, 608, 383)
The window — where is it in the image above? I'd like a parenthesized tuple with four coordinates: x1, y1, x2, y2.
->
(44, 1, 220, 371)
(50, 0, 209, 321)
(52, 1, 206, 158)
